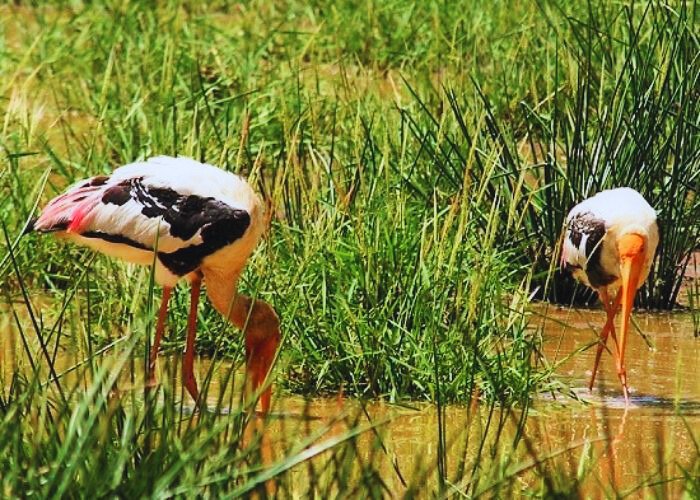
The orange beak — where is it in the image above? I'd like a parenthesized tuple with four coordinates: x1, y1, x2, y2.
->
(246, 333, 280, 414)
(616, 233, 646, 403)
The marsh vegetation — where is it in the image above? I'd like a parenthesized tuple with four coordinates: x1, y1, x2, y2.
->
(0, 0, 698, 496)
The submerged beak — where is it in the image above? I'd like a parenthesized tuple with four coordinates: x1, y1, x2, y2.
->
(616, 233, 646, 402)
(246, 332, 280, 415)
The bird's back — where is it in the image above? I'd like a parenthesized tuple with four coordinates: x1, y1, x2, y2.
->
(111, 156, 260, 212)
(33, 156, 264, 286)
(562, 187, 658, 289)
(566, 188, 656, 231)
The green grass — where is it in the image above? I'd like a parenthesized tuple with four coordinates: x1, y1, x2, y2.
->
(0, 0, 699, 496)
(0, 0, 560, 404)
(395, 0, 700, 309)
(522, 0, 700, 309)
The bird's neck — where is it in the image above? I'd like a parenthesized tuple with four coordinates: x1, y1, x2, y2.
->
(201, 267, 247, 324)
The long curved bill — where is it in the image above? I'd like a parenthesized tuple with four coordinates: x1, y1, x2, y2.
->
(616, 233, 646, 404)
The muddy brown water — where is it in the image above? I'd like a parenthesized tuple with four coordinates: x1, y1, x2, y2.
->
(533, 307, 699, 496)
(1, 306, 698, 496)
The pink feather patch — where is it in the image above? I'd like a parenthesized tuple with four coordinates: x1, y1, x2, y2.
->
(66, 198, 100, 232)
(35, 186, 103, 233)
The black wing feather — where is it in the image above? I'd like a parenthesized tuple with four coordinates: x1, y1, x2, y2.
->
(98, 177, 251, 276)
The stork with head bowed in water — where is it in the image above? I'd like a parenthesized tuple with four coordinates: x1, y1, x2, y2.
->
(561, 187, 659, 404)
(29, 156, 280, 413)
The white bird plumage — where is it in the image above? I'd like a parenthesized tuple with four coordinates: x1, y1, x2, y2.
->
(34, 156, 265, 286)
(561, 187, 659, 403)
(32, 156, 280, 412)
(562, 187, 659, 290)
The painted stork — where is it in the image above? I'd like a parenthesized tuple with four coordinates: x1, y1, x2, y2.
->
(29, 156, 280, 412)
(561, 187, 659, 403)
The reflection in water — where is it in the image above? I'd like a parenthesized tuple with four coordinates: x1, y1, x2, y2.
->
(1, 307, 698, 496)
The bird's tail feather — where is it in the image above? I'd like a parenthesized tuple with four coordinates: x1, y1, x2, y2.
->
(23, 218, 36, 235)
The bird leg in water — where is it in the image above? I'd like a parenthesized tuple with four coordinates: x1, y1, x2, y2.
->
(231, 296, 281, 414)
(589, 287, 622, 391)
(148, 286, 173, 388)
(183, 276, 202, 402)
(617, 233, 646, 404)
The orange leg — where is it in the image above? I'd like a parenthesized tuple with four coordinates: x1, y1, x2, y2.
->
(589, 287, 622, 391)
(148, 287, 173, 387)
(616, 233, 646, 405)
(183, 276, 202, 402)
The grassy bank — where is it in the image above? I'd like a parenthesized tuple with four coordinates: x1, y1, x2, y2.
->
(1, 0, 557, 404)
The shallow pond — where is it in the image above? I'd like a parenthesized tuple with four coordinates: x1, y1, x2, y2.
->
(1, 305, 698, 496)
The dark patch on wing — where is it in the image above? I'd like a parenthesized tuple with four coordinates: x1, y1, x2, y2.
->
(158, 211, 251, 276)
(131, 181, 248, 241)
(80, 175, 110, 189)
(157, 246, 210, 276)
(567, 212, 606, 257)
(586, 262, 618, 288)
(82, 230, 150, 251)
(90, 176, 110, 187)
(131, 179, 250, 243)
(102, 181, 132, 206)
(94, 176, 252, 276)
(566, 211, 617, 288)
